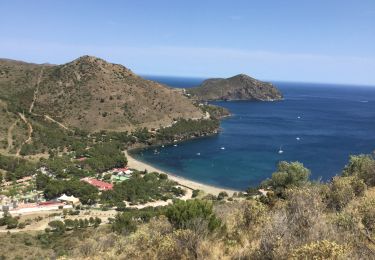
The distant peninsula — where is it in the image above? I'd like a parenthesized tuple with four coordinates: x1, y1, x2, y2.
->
(187, 74, 283, 101)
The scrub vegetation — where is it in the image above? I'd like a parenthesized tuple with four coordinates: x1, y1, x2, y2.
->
(1, 154, 375, 259)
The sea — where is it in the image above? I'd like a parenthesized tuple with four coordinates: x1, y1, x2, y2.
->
(132, 76, 375, 190)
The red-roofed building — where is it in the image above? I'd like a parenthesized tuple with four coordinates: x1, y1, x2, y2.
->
(81, 178, 113, 191)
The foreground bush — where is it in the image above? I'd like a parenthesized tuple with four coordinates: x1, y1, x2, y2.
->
(260, 161, 310, 197)
(166, 199, 221, 232)
(290, 240, 348, 259)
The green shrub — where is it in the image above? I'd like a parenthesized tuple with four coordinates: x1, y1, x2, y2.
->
(112, 213, 137, 235)
(166, 199, 221, 232)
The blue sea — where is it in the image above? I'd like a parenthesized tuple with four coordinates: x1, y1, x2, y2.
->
(133, 76, 375, 190)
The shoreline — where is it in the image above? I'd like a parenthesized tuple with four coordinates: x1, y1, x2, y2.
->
(125, 151, 240, 196)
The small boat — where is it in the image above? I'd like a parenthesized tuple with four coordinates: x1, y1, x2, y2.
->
(278, 146, 284, 154)
(196, 152, 201, 156)
(296, 137, 301, 141)
(161, 145, 165, 148)
(173, 144, 178, 147)
(297, 116, 301, 119)
(154, 149, 160, 155)
(220, 147, 225, 150)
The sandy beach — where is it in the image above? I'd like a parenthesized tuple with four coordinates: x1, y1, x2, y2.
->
(125, 151, 239, 196)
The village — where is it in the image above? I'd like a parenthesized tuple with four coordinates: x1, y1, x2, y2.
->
(0, 152, 195, 232)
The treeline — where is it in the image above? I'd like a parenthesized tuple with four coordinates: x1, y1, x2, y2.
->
(46, 217, 102, 235)
(100, 172, 185, 205)
(0, 154, 36, 181)
(84, 142, 127, 172)
(36, 175, 99, 205)
(157, 118, 219, 142)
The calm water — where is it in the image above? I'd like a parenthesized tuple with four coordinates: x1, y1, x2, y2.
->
(134, 76, 375, 190)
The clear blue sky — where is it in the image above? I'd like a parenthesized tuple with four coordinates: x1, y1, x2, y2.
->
(1, 0, 374, 85)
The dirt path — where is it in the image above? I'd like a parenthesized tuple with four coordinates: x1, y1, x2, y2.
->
(7, 119, 19, 152)
(16, 112, 33, 156)
(29, 67, 44, 113)
(44, 115, 70, 131)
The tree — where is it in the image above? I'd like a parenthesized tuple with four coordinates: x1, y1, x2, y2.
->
(261, 161, 310, 196)
(64, 219, 75, 230)
(94, 217, 101, 228)
(79, 219, 84, 229)
(35, 173, 50, 190)
(48, 220, 65, 235)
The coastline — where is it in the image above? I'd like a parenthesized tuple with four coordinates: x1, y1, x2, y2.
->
(125, 151, 240, 196)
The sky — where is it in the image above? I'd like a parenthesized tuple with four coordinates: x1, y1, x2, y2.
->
(0, 0, 374, 85)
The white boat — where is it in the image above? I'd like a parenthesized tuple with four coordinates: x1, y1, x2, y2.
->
(297, 116, 301, 119)
(161, 145, 165, 148)
(173, 144, 178, 147)
(278, 146, 284, 154)
(197, 152, 201, 156)
(296, 137, 301, 141)
(220, 147, 225, 150)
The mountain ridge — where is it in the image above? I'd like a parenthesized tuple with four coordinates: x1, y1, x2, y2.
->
(0, 56, 205, 133)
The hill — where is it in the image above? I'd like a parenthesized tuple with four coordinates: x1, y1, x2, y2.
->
(0, 56, 204, 133)
(187, 74, 283, 101)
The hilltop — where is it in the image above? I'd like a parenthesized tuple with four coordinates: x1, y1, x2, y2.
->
(187, 74, 283, 101)
(0, 56, 204, 133)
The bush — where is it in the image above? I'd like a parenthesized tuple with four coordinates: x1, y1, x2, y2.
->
(218, 191, 229, 200)
(192, 189, 200, 198)
(290, 240, 348, 259)
(359, 198, 375, 233)
(6, 217, 18, 229)
(17, 222, 26, 229)
(342, 155, 375, 186)
(166, 199, 221, 232)
(326, 176, 366, 211)
(112, 213, 137, 235)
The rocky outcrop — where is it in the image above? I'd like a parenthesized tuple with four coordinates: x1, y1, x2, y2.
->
(187, 74, 283, 101)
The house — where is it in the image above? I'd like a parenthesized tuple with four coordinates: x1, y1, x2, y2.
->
(0, 196, 17, 212)
(110, 167, 133, 176)
(81, 178, 113, 191)
(57, 194, 80, 205)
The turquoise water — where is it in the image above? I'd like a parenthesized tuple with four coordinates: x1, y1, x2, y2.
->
(134, 77, 375, 190)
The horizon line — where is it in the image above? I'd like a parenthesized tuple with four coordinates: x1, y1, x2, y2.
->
(141, 73, 375, 88)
